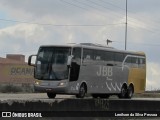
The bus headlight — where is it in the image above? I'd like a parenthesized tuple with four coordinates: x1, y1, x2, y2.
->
(35, 81, 40, 85)
(58, 82, 66, 86)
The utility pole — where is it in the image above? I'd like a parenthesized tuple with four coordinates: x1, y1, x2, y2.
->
(125, 0, 127, 50)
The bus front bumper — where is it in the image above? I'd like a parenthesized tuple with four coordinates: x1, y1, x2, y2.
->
(33, 79, 69, 93)
(34, 85, 68, 93)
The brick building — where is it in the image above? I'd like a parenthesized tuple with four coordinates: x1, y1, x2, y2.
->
(0, 54, 35, 84)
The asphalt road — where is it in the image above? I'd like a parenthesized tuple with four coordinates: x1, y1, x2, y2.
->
(0, 93, 160, 101)
(0, 93, 74, 100)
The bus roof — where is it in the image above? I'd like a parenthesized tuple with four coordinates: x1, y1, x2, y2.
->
(39, 43, 145, 56)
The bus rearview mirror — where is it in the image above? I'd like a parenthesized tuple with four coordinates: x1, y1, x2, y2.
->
(67, 55, 74, 66)
(28, 55, 37, 67)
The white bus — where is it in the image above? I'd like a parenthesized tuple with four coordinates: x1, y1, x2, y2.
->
(28, 43, 146, 99)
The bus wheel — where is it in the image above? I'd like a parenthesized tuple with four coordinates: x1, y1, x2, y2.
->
(118, 85, 127, 98)
(47, 92, 56, 98)
(76, 84, 87, 98)
(126, 85, 134, 99)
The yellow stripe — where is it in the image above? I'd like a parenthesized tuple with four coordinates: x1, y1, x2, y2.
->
(128, 67, 146, 93)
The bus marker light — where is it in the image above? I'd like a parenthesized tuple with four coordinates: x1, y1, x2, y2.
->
(35, 81, 40, 85)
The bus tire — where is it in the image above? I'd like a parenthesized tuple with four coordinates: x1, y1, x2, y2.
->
(76, 83, 87, 98)
(118, 84, 127, 98)
(47, 92, 56, 98)
(126, 84, 134, 98)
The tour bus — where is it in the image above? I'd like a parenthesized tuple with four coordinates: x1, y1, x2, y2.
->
(28, 43, 146, 99)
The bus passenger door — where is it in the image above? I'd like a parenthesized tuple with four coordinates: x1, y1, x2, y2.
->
(69, 62, 80, 81)
(69, 48, 81, 82)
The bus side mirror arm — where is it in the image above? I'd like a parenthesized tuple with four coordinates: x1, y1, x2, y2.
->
(28, 55, 37, 67)
(67, 55, 74, 67)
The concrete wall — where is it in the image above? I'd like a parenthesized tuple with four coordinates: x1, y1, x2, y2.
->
(0, 99, 160, 117)
(0, 54, 35, 84)
(0, 64, 34, 84)
(0, 99, 160, 111)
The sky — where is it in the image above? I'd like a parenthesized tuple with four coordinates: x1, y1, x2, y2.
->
(0, 0, 160, 90)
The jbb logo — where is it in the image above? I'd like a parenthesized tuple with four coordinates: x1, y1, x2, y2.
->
(97, 66, 113, 77)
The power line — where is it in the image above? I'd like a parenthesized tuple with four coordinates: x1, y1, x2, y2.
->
(60, 0, 89, 11)
(84, 0, 156, 33)
(86, 0, 125, 16)
(74, 0, 125, 19)
(0, 18, 124, 27)
(73, 0, 155, 33)
(128, 24, 155, 33)
(99, 0, 125, 11)
(0, 0, 125, 27)
(85, 0, 156, 33)
(60, 0, 155, 33)
(61, 0, 125, 27)
(0, 0, 158, 33)
(65, 0, 115, 20)
(60, 0, 160, 33)
(98, 0, 160, 32)
(114, 41, 160, 47)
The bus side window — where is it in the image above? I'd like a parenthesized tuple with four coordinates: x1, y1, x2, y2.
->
(96, 56, 101, 60)
(139, 58, 145, 68)
(114, 53, 124, 66)
(94, 50, 104, 65)
(105, 51, 114, 65)
(72, 48, 81, 65)
(83, 49, 94, 64)
(125, 56, 132, 67)
(94, 50, 101, 60)
(131, 57, 138, 68)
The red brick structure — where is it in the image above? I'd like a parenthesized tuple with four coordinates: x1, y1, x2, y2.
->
(0, 54, 35, 84)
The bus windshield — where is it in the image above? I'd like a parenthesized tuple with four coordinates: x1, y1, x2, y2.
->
(35, 47, 71, 80)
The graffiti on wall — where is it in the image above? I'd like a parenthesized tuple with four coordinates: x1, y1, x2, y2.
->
(1, 64, 35, 83)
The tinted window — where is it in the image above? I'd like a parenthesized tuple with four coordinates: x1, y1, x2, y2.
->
(138, 57, 146, 68)
(139, 58, 145, 64)
(132, 57, 138, 64)
(115, 53, 124, 62)
(83, 49, 94, 60)
(72, 47, 81, 65)
(105, 51, 114, 61)
(126, 57, 132, 63)
(94, 50, 107, 61)
(72, 47, 81, 59)
(35, 47, 71, 80)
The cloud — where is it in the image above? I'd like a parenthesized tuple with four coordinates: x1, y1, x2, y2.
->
(0, 0, 95, 20)
(146, 62, 160, 90)
(0, 24, 59, 56)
